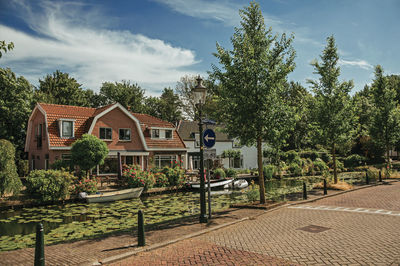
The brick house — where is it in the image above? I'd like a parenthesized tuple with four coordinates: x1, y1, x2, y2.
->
(25, 103, 187, 174)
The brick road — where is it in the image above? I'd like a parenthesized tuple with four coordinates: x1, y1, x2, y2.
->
(114, 181, 400, 265)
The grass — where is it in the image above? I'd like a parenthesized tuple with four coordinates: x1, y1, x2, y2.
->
(313, 180, 353, 191)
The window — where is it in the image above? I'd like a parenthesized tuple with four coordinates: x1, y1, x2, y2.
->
(232, 156, 243, 168)
(154, 155, 176, 168)
(152, 129, 160, 138)
(119, 128, 131, 141)
(100, 127, 112, 140)
(62, 121, 73, 138)
(125, 156, 133, 165)
(45, 154, 49, 170)
(194, 133, 200, 148)
(36, 124, 43, 148)
(165, 130, 173, 139)
(99, 157, 118, 174)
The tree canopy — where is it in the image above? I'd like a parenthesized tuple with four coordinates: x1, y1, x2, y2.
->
(99, 81, 145, 112)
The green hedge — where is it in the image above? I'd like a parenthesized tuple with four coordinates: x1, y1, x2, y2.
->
(25, 170, 74, 202)
(0, 139, 22, 197)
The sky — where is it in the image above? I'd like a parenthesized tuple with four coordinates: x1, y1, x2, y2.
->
(0, 0, 399, 96)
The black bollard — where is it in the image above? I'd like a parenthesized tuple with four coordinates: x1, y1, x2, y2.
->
(34, 223, 45, 266)
(303, 182, 307, 200)
(366, 171, 369, 185)
(138, 210, 145, 247)
(379, 171, 382, 182)
(323, 179, 327, 195)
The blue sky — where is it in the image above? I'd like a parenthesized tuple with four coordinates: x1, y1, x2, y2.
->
(0, 0, 399, 96)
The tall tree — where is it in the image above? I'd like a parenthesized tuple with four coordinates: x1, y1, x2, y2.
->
(307, 36, 354, 183)
(0, 40, 14, 58)
(143, 88, 183, 124)
(369, 65, 400, 169)
(99, 81, 145, 112)
(212, 2, 295, 203)
(0, 68, 33, 156)
(34, 70, 93, 107)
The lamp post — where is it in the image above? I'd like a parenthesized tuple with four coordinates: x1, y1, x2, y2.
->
(193, 76, 208, 223)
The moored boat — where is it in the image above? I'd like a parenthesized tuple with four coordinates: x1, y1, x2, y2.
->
(85, 187, 144, 203)
(190, 178, 233, 190)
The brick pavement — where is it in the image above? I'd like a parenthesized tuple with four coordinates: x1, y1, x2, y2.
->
(115, 182, 400, 265)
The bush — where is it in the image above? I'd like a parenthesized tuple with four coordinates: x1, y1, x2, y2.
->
(263, 164, 277, 180)
(299, 150, 319, 161)
(0, 139, 22, 197)
(366, 167, 379, 182)
(154, 172, 168, 187)
(225, 168, 237, 178)
(71, 177, 98, 194)
(288, 163, 302, 176)
(213, 168, 226, 179)
(344, 154, 367, 168)
(246, 181, 259, 202)
(123, 164, 155, 189)
(313, 159, 328, 172)
(25, 170, 73, 202)
(16, 159, 29, 177)
(162, 165, 185, 186)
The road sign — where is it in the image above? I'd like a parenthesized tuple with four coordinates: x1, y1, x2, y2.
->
(204, 149, 216, 160)
(203, 129, 216, 148)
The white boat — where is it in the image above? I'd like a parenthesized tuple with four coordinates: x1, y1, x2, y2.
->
(191, 178, 233, 190)
(224, 179, 249, 189)
(85, 187, 144, 203)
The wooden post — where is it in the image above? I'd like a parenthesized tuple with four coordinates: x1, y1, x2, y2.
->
(34, 223, 45, 266)
(303, 182, 307, 200)
(138, 210, 145, 247)
(323, 179, 327, 195)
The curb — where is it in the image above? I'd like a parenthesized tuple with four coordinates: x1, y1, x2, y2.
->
(96, 217, 249, 265)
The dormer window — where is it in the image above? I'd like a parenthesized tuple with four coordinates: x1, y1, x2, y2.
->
(58, 119, 75, 138)
(152, 129, 160, 138)
(165, 129, 172, 139)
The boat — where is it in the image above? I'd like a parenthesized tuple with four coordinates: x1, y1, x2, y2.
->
(190, 178, 233, 190)
(231, 179, 249, 189)
(84, 187, 144, 203)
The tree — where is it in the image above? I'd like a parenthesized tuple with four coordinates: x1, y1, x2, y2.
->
(212, 2, 295, 203)
(369, 65, 400, 169)
(71, 134, 109, 177)
(221, 149, 241, 168)
(0, 68, 34, 155)
(99, 81, 145, 112)
(34, 70, 93, 107)
(307, 36, 354, 183)
(0, 40, 14, 58)
(0, 139, 22, 197)
(144, 88, 183, 123)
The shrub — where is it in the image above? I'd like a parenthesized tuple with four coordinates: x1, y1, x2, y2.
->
(162, 165, 185, 186)
(246, 181, 259, 202)
(25, 170, 73, 202)
(213, 168, 226, 179)
(154, 172, 168, 187)
(299, 150, 319, 161)
(313, 158, 328, 172)
(16, 159, 29, 177)
(365, 167, 379, 182)
(71, 177, 98, 194)
(123, 164, 155, 189)
(225, 168, 237, 178)
(288, 163, 302, 176)
(344, 154, 367, 168)
(51, 159, 73, 172)
(263, 164, 277, 180)
(0, 139, 22, 197)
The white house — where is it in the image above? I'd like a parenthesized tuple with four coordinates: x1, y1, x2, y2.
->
(177, 120, 263, 170)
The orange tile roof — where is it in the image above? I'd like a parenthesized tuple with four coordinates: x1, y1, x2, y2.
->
(37, 103, 186, 150)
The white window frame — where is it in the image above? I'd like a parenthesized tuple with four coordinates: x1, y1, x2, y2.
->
(151, 129, 160, 139)
(99, 127, 113, 141)
(153, 154, 177, 168)
(165, 129, 173, 139)
(119, 128, 131, 141)
(58, 119, 75, 139)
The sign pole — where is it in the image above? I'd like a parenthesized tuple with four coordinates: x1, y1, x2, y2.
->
(207, 159, 211, 219)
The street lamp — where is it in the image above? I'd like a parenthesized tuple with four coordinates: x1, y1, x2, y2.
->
(193, 75, 208, 223)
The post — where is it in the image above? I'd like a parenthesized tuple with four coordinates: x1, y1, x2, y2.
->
(199, 108, 208, 223)
(379, 170, 382, 182)
(138, 210, 145, 247)
(34, 223, 45, 266)
(323, 179, 327, 195)
(117, 152, 122, 180)
(303, 182, 307, 200)
(207, 163, 211, 219)
(366, 171, 369, 185)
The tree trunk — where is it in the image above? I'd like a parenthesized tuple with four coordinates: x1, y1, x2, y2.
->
(332, 143, 338, 184)
(257, 137, 266, 204)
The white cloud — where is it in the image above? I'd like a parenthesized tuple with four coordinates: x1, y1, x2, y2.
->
(339, 59, 373, 70)
(0, 0, 200, 94)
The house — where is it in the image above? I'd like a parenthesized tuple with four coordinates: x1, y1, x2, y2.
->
(25, 103, 187, 174)
(177, 120, 262, 170)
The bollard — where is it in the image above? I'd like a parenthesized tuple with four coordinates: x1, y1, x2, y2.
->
(34, 223, 45, 266)
(379, 171, 382, 182)
(323, 179, 327, 195)
(366, 171, 369, 185)
(303, 182, 307, 200)
(138, 210, 145, 247)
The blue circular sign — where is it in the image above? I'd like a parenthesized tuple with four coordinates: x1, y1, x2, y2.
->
(203, 129, 216, 148)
